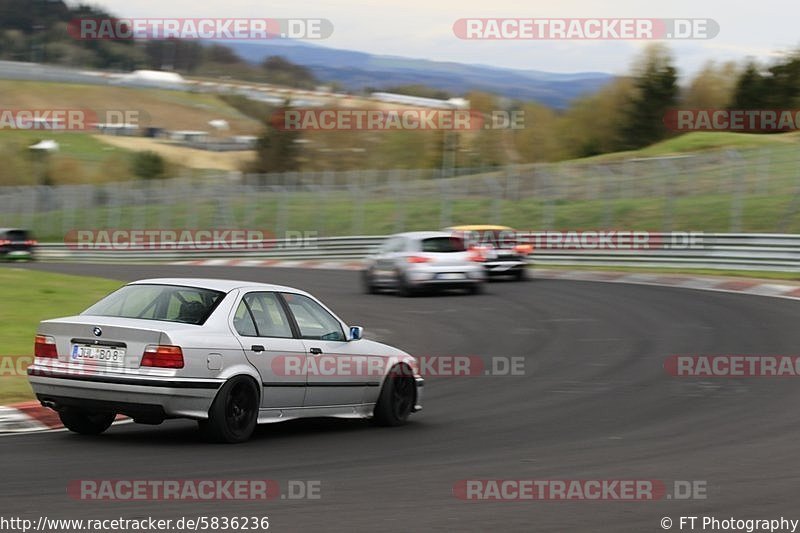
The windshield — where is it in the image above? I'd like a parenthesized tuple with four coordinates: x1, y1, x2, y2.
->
(82, 284, 225, 325)
(421, 237, 466, 253)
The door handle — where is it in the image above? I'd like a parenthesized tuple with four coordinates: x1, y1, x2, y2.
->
(309, 347, 323, 355)
(251, 345, 265, 353)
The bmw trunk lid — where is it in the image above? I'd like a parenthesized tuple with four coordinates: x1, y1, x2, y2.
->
(37, 316, 175, 369)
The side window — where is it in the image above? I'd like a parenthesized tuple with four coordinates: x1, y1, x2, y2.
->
(379, 237, 396, 253)
(387, 237, 406, 253)
(282, 293, 345, 341)
(240, 292, 294, 338)
(233, 301, 258, 336)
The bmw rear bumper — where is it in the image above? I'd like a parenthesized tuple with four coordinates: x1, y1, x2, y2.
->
(28, 365, 222, 421)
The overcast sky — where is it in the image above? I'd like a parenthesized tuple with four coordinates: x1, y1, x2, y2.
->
(74, 0, 798, 77)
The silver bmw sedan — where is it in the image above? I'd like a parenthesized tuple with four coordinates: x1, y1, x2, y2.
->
(28, 278, 423, 443)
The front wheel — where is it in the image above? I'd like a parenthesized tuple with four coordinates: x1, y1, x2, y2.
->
(201, 376, 259, 443)
(373, 368, 415, 426)
(59, 408, 116, 435)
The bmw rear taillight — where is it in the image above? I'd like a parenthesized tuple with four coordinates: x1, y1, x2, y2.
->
(0, 240, 9, 246)
(25, 240, 37, 246)
(141, 345, 184, 369)
(34, 335, 58, 358)
(407, 256, 431, 264)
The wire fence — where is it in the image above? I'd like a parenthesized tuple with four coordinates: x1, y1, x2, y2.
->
(1, 145, 799, 241)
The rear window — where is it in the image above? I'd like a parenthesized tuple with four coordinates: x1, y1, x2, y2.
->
(4, 230, 30, 242)
(421, 237, 466, 253)
(82, 284, 225, 325)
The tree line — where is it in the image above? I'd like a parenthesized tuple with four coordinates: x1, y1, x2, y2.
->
(0, 0, 319, 88)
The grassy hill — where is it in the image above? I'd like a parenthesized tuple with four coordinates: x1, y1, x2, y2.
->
(575, 131, 800, 164)
(0, 80, 263, 185)
(0, 80, 261, 134)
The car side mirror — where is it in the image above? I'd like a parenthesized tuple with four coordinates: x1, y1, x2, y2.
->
(349, 326, 364, 341)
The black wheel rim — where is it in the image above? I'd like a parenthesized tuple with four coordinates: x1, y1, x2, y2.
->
(226, 383, 255, 432)
(392, 377, 414, 420)
(87, 413, 111, 425)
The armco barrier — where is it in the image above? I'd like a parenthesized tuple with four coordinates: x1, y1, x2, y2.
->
(26, 233, 800, 272)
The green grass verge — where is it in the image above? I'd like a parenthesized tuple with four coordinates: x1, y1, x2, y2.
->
(0, 268, 122, 404)
(0, 129, 124, 160)
(0, 129, 139, 186)
(16, 190, 800, 242)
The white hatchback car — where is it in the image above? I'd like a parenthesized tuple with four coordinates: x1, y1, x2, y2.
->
(362, 231, 486, 296)
(28, 278, 423, 443)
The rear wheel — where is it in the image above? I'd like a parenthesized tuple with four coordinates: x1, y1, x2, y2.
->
(468, 282, 484, 295)
(514, 268, 528, 281)
(373, 367, 415, 426)
(201, 376, 259, 443)
(59, 408, 115, 435)
(397, 275, 416, 297)
(363, 269, 378, 294)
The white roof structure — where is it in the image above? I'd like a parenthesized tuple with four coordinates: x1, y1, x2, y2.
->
(371, 92, 470, 109)
(28, 140, 59, 151)
(117, 70, 187, 90)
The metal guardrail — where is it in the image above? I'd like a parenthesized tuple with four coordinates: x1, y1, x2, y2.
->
(28, 233, 800, 272)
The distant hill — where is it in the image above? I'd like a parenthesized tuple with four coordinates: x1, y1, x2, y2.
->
(223, 40, 613, 109)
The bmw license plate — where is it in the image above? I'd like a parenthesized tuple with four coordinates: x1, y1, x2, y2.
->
(71, 345, 125, 365)
(437, 273, 466, 280)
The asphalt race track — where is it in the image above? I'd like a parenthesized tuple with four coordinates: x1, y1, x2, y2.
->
(4, 263, 800, 532)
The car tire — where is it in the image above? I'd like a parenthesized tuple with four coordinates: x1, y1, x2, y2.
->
(397, 275, 415, 297)
(514, 268, 528, 281)
(59, 408, 116, 435)
(468, 283, 484, 295)
(372, 366, 415, 427)
(201, 376, 259, 444)
(363, 269, 379, 294)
